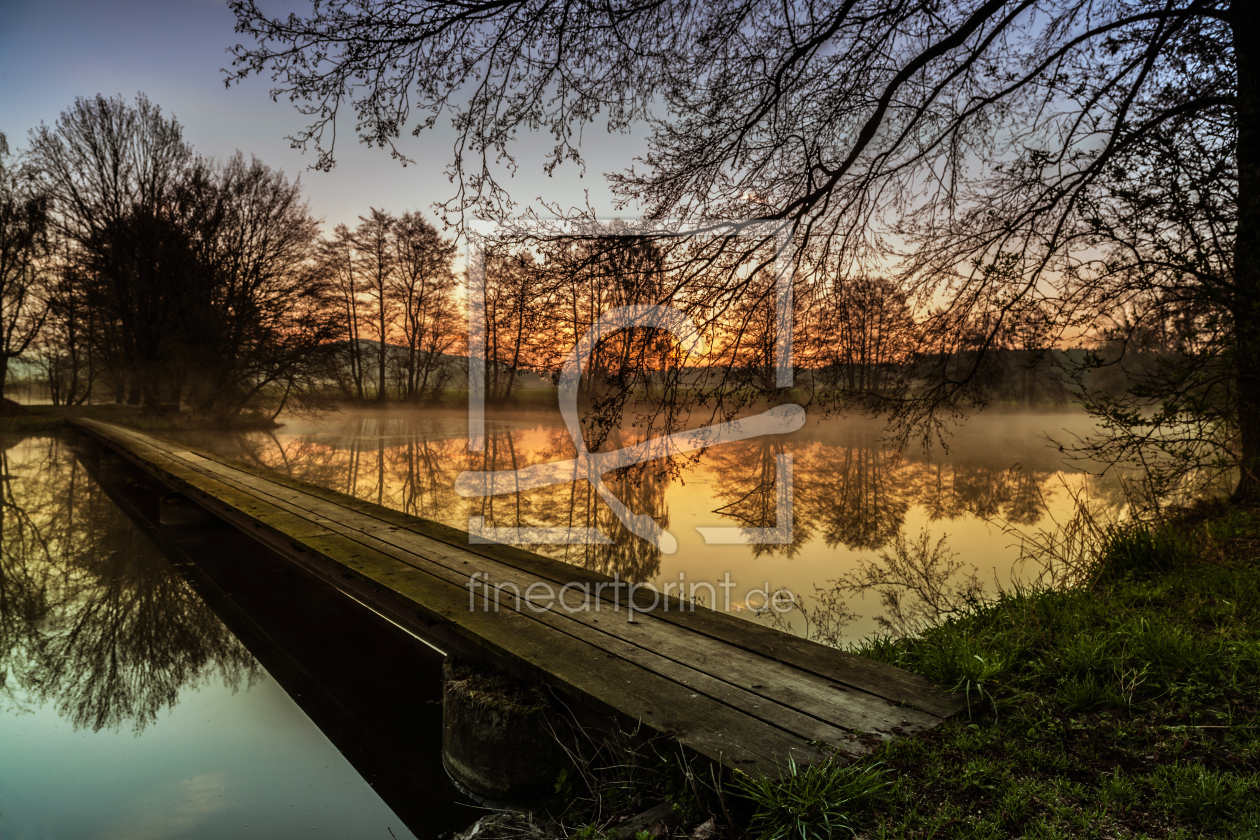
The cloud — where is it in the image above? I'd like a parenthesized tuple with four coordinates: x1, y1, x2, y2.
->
(98, 772, 228, 840)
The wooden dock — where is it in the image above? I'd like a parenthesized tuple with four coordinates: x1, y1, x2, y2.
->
(69, 418, 963, 774)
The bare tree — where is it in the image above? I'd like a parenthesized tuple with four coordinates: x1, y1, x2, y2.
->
(806, 275, 916, 405)
(352, 208, 396, 402)
(178, 153, 339, 420)
(318, 224, 369, 401)
(0, 133, 49, 401)
(390, 211, 458, 400)
(27, 94, 193, 406)
(477, 246, 547, 401)
(33, 246, 95, 406)
(27, 95, 337, 421)
(228, 1, 1249, 498)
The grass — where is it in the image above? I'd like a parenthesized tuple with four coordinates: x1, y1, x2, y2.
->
(729, 503, 1260, 839)
(514, 502, 1260, 839)
(733, 758, 890, 840)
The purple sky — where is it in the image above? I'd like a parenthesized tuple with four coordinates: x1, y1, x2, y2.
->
(0, 0, 648, 233)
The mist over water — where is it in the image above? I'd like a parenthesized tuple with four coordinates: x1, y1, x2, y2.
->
(172, 407, 1127, 642)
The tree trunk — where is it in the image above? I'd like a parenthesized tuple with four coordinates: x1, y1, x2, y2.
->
(0, 355, 9, 401)
(127, 370, 142, 405)
(1233, 0, 1260, 503)
(378, 305, 387, 402)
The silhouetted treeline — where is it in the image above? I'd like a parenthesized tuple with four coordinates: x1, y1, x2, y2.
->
(12, 95, 342, 420)
(1, 95, 462, 419)
(2, 96, 1189, 422)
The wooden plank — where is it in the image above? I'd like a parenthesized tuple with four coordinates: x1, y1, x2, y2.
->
(121, 436, 939, 739)
(110, 436, 907, 744)
(81, 420, 962, 730)
(284, 532, 821, 775)
(71, 419, 959, 770)
(80, 419, 959, 724)
(168, 439, 963, 718)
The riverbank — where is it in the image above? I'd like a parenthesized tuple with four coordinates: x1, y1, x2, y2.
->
(0, 403, 280, 433)
(731, 503, 1260, 839)
(521, 505, 1260, 839)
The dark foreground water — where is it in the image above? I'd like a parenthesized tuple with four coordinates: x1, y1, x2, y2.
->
(0, 434, 473, 839)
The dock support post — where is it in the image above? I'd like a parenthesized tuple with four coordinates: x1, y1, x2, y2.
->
(441, 657, 574, 802)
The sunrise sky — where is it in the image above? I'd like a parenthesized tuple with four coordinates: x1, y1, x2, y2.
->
(0, 0, 650, 234)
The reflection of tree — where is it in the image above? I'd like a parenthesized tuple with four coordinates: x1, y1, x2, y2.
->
(0, 446, 50, 710)
(562, 465, 667, 583)
(0, 435, 259, 732)
(170, 411, 1134, 591)
(914, 462, 1048, 526)
(468, 425, 543, 534)
(178, 416, 468, 524)
(394, 434, 463, 520)
(703, 437, 810, 559)
(475, 426, 668, 582)
(182, 415, 671, 581)
(797, 438, 908, 552)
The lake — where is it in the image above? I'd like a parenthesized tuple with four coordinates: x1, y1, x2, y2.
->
(0, 433, 476, 840)
(170, 407, 1125, 642)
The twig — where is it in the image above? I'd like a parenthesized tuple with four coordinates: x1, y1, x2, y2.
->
(711, 763, 735, 830)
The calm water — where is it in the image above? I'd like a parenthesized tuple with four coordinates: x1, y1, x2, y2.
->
(172, 407, 1125, 642)
(0, 434, 456, 840)
(0, 412, 1119, 836)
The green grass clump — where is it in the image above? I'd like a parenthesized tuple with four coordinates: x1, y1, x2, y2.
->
(733, 757, 889, 840)
(1095, 522, 1192, 579)
(1153, 763, 1254, 829)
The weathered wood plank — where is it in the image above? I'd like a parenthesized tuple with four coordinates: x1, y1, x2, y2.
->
(96, 432, 895, 744)
(162, 438, 964, 718)
(72, 419, 838, 772)
(119, 437, 941, 738)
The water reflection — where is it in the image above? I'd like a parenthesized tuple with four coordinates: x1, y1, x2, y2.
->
(0, 436, 260, 732)
(2, 434, 436, 839)
(172, 410, 1127, 639)
(707, 436, 808, 558)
